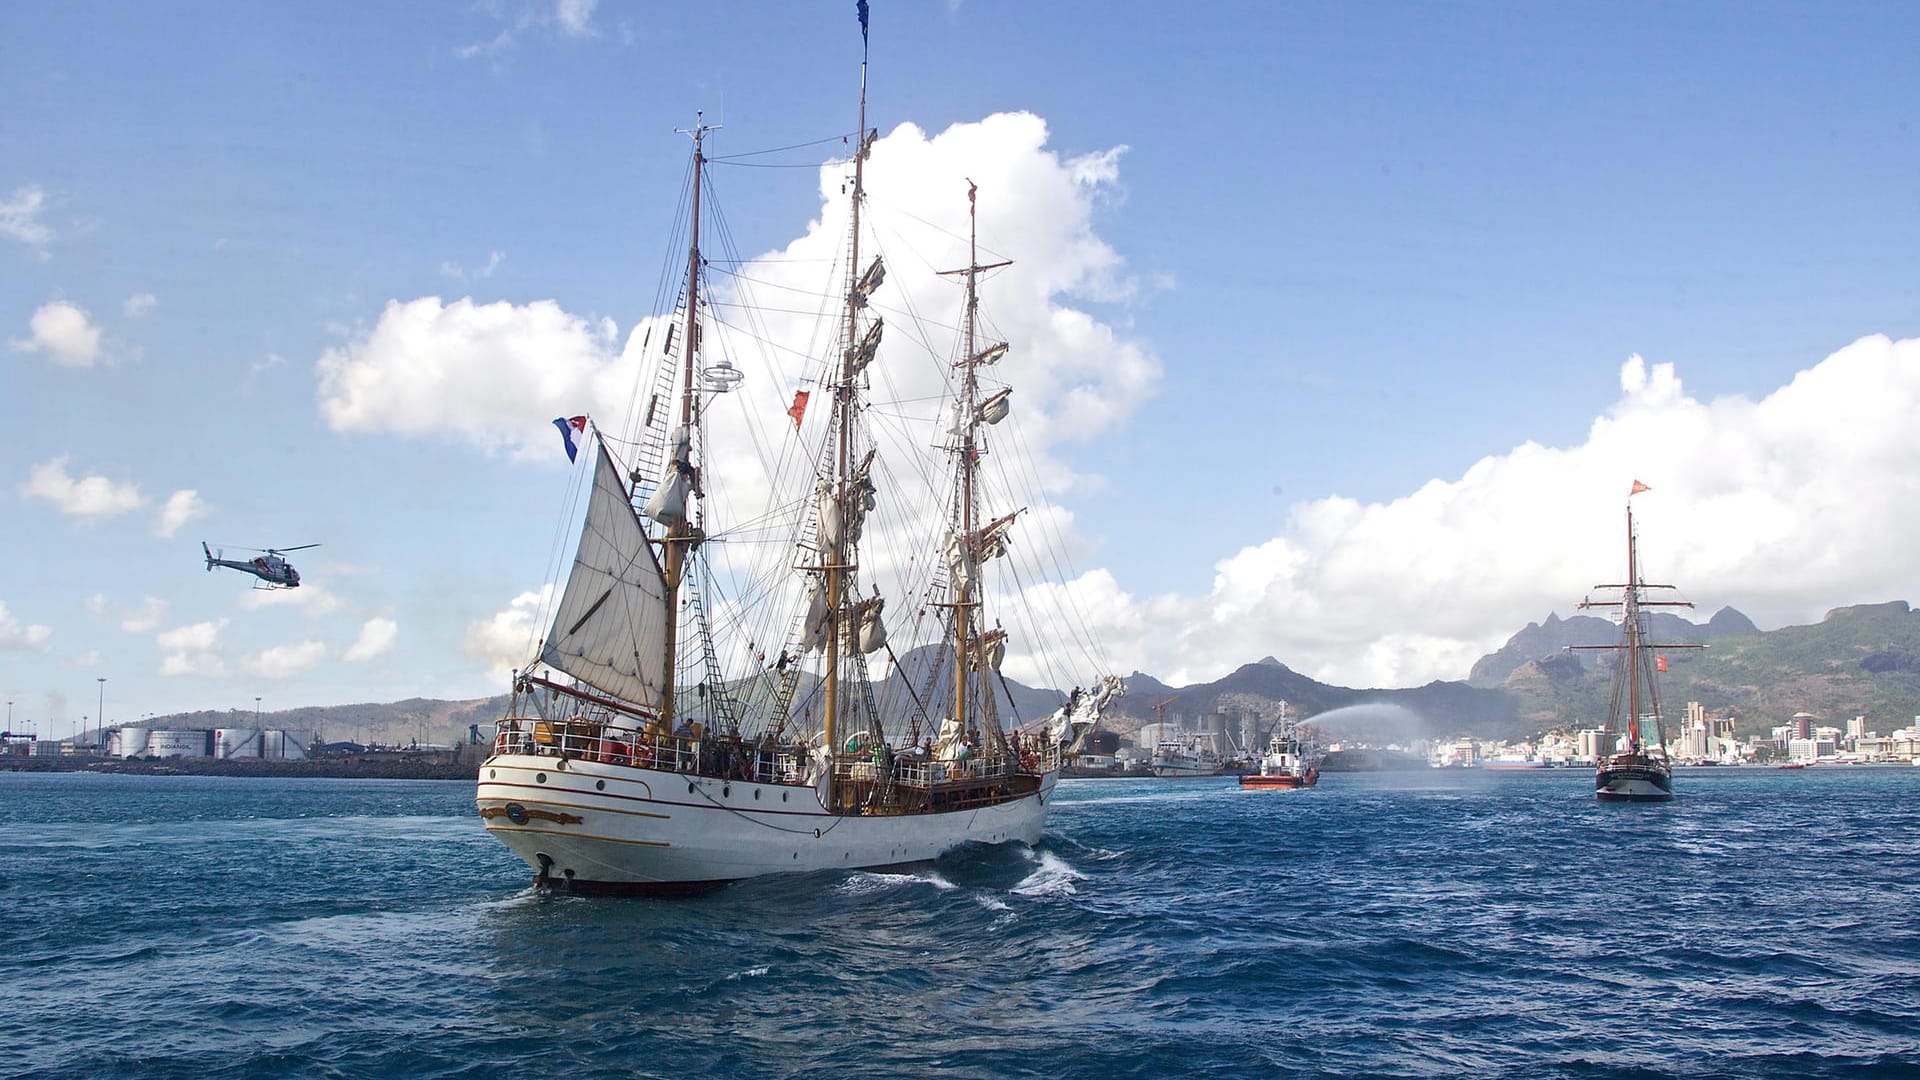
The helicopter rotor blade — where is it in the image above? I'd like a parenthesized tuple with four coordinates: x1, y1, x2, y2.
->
(269, 543, 322, 553)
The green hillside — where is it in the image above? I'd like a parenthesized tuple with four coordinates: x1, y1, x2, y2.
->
(1501, 601, 1920, 736)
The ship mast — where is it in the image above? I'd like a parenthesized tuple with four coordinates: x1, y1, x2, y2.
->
(1625, 505, 1643, 749)
(660, 114, 717, 723)
(941, 188, 1012, 740)
(822, 37, 873, 788)
(1572, 498, 1703, 755)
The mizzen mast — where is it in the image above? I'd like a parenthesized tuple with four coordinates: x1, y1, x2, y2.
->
(940, 186, 1013, 742)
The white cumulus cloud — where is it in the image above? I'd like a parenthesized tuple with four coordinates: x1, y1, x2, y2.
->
(236, 582, 344, 616)
(315, 297, 627, 458)
(344, 617, 398, 662)
(439, 250, 505, 280)
(1072, 334, 1920, 690)
(457, 0, 598, 60)
(153, 490, 207, 539)
(465, 587, 553, 684)
(12, 301, 103, 367)
(0, 185, 53, 250)
(314, 112, 1155, 484)
(0, 602, 53, 651)
(87, 594, 169, 633)
(20, 457, 146, 520)
(158, 619, 229, 677)
(123, 293, 158, 317)
(247, 640, 327, 678)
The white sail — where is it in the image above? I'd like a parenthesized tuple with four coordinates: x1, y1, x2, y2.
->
(644, 426, 692, 525)
(978, 387, 1012, 425)
(855, 595, 887, 654)
(800, 573, 831, 653)
(538, 441, 673, 711)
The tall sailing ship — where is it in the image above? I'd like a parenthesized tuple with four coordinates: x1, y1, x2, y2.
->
(1569, 488, 1699, 802)
(475, 14, 1119, 893)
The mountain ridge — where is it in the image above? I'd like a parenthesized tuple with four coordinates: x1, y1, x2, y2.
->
(127, 600, 1919, 748)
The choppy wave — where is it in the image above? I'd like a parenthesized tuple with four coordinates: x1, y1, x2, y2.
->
(2, 768, 1917, 1079)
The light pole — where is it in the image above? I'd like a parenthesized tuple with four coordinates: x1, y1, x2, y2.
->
(255, 696, 261, 725)
(97, 677, 106, 743)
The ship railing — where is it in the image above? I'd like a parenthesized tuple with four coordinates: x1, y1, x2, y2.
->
(491, 716, 811, 782)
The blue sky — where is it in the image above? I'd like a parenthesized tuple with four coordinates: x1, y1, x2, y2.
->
(6, 1, 1919, 735)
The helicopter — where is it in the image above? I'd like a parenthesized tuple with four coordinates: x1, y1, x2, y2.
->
(202, 542, 318, 589)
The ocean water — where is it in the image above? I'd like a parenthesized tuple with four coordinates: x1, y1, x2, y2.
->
(3, 767, 1917, 1079)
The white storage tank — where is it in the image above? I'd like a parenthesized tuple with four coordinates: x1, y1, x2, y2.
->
(261, 729, 311, 760)
(1136, 722, 1178, 752)
(113, 727, 151, 759)
(214, 728, 262, 759)
(147, 730, 210, 758)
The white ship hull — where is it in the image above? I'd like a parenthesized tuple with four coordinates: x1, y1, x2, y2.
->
(477, 752, 1056, 892)
(1150, 760, 1222, 778)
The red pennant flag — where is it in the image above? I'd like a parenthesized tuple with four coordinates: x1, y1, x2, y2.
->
(1629, 480, 1650, 496)
(787, 390, 810, 430)
(1656, 654, 1668, 672)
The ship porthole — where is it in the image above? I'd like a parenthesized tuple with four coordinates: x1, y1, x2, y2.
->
(535, 772, 547, 784)
(753, 789, 761, 800)
(488, 769, 496, 779)
(814, 828, 821, 838)
(596, 780, 606, 791)
(723, 786, 731, 797)
(688, 781, 697, 793)
(782, 792, 789, 802)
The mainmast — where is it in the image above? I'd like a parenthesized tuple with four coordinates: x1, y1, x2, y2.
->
(660, 113, 718, 723)
(822, 37, 874, 781)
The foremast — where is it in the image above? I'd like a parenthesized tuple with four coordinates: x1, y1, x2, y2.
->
(658, 114, 719, 724)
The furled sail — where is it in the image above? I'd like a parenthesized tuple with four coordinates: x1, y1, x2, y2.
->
(974, 626, 1006, 671)
(960, 341, 1008, 368)
(800, 574, 831, 653)
(816, 451, 877, 559)
(974, 511, 1018, 561)
(539, 441, 673, 711)
(944, 531, 974, 596)
(978, 387, 1011, 425)
(848, 319, 883, 377)
(853, 595, 887, 654)
(851, 256, 886, 308)
(644, 426, 693, 525)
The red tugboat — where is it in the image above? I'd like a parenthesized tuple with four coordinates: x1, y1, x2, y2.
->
(1239, 703, 1319, 790)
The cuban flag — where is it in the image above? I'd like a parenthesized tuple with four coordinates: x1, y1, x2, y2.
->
(552, 415, 588, 462)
